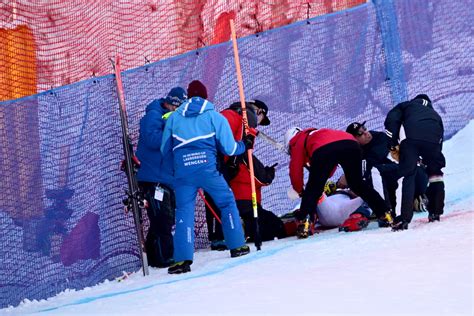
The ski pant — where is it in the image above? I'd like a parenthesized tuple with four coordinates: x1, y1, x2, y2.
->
(139, 182, 175, 267)
(174, 170, 246, 262)
(398, 139, 445, 222)
(299, 140, 389, 220)
(316, 193, 367, 227)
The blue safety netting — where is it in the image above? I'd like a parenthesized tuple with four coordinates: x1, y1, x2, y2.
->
(0, 0, 472, 308)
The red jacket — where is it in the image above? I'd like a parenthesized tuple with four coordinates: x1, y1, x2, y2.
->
(289, 128, 356, 194)
(220, 109, 266, 202)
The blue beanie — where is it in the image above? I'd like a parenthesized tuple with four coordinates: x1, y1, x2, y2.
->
(165, 87, 187, 106)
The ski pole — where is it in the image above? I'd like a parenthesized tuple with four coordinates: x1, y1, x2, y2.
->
(230, 19, 262, 251)
(257, 130, 287, 154)
(198, 190, 222, 224)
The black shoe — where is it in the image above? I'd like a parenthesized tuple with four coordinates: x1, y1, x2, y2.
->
(210, 240, 227, 251)
(168, 260, 192, 274)
(378, 212, 394, 228)
(392, 216, 409, 231)
(428, 213, 440, 222)
(230, 245, 250, 258)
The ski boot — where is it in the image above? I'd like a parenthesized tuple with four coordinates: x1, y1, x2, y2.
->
(230, 245, 250, 258)
(296, 216, 314, 239)
(339, 213, 369, 232)
(377, 212, 394, 228)
(168, 260, 192, 274)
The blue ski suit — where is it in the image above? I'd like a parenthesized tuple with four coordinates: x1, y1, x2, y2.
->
(161, 97, 247, 262)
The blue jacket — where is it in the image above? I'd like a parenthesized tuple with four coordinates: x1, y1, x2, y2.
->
(136, 98, 174, 185)
(161, 97, 246, 178)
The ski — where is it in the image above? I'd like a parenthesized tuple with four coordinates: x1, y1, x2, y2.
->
(111, 55, 149, 276)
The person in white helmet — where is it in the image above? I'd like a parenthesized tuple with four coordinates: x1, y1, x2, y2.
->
(284, 127, 393, 238)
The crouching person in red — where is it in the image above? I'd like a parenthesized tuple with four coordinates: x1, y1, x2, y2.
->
(285, 127, 394, 238)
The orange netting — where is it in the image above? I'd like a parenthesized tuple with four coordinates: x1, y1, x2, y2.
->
(0, 0, 365, 101)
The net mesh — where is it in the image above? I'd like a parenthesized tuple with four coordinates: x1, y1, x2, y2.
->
(1, 0, 473, 308)
(0, 0, 364, 101)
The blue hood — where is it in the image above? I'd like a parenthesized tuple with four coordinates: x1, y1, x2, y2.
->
(175, 97, 214, 118)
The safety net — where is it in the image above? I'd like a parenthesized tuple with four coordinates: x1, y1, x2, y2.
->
(0, 0, 473, 308)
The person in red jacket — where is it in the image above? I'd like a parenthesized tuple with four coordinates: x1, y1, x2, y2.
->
(284, 127, 394, 238)
(205, 100, 286, 249)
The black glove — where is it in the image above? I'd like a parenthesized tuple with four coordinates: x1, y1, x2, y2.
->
(242, 134, 255, 150)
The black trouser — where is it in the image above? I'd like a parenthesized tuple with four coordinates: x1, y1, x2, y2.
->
(204, 192, 224, 242)
(205, 195, 286, 242)
(139, 182, 175, 267)
(299, 140, 389, 220)
(398, 139, 445, 222)
(377, 164, 428, 212)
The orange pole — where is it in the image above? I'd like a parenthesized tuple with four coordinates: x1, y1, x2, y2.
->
(229, 19, 261, 250)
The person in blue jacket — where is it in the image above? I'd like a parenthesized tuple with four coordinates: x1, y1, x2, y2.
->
(136, 86, 187, 268)
(161, 80, 255, 274)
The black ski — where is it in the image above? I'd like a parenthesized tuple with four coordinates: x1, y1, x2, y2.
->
(111, 56, 149, 276)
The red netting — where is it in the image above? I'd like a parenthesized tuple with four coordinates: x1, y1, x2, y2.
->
(0, 0, 365, 101)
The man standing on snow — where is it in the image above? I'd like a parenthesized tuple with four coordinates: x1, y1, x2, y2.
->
(136, 86, 187, 268)
(384, 94, 446, 230)
(161, 80, 254, 274)
(284, 127, 394, 238)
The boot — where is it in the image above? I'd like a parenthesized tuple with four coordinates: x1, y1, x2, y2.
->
(413, 194, 428, 212)
(168, 260, 192, 274)
(339, 213, 369, 232)
(296, 217, 314, 239)
(230, 245, 250, 258)
(392, 216, 409, 231)
(377, 212, 394, 228)
(428, 213, 440, 222)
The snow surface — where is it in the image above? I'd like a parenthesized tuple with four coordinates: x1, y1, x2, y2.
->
(3, 121, 473, 316)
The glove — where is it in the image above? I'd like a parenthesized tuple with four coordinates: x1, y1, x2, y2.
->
(390, 145, 400, 162)
(264, 165, 276, 181)
(242, 133, 255, 150)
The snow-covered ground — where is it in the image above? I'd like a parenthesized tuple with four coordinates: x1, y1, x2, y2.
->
(3, 121, 473, 315)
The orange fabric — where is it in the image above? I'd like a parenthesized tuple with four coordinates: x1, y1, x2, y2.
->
(0, 25, 37, 101)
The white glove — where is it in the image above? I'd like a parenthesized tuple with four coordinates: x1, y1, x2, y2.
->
(287, 186, 300, 200)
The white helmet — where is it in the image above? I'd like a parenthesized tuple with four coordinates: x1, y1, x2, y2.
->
(284, 127, 301, 154)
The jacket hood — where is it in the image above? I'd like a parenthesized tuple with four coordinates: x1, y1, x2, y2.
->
(176, 97, 214, 117)
(145, 98, 168, 115)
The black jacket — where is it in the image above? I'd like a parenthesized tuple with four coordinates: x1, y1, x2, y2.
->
(384, 97, 444, 147)
(361, 130, 398, 181)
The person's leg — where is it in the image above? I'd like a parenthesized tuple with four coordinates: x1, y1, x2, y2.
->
(172, 182, 197, 263)
(398, 139, 420, 223)
(203, 172, 246, 251)
(338, 143, 389, 219)
(299, 151, 335, 221)
(204, 191, 225, 249)
(139, 182, 160, 267)
(422, 146, 446, 219)
(154, 184, 175, 266)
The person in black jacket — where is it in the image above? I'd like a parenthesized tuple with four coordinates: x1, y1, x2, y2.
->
(346, 121, 428, 217)
(384, 94, 446, 230)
